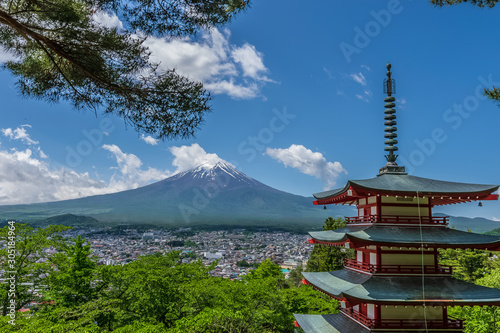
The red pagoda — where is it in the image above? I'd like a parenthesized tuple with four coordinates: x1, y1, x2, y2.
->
(294, 64, 500, 333)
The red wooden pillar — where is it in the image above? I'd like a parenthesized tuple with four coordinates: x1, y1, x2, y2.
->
(375, 304, 381, 326)
(428, 197, 433, 217)
(376, 195, 382, 217)
(360, 303, 367, 316)
(442, 306, 448, 327)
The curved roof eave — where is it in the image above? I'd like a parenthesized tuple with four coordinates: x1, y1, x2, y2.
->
(313, 174, 499, 200)
(293, 313, 369, 333)
(309, 226, 500, 249)
(303, 269, 500, 305)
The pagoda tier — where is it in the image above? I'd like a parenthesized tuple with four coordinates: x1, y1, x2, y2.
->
(313, 173, 499, 206)
(301, 269, 500, 307)
(308, 225, 500, 250)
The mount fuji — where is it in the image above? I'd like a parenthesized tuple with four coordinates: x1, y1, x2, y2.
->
(0, 161, 354, 227)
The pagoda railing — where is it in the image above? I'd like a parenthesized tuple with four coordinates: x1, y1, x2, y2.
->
(345, 215, 448, 226)
(341, 308, 463, 329)
(344, 259, 453, 275)
(340, 308, 373, 328)
(373, 317, 463, 329)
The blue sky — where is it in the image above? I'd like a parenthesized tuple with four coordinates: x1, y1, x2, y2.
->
(0, 0, 499, 220)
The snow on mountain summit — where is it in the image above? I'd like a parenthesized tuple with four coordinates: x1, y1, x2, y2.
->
(164, 159, 269, 191)
(187, 160, 251, 181)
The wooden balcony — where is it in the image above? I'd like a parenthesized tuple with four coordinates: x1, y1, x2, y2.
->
(345, 215, 448, 226)
(340, 307, 373, 328)
(341, 308, 463, 330)
(344, 259, 453, 275)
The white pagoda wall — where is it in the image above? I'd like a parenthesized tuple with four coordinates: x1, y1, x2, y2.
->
(382, 253, 434, 266)
(380, 196, 430, 216)
(380, 305, 443, 320)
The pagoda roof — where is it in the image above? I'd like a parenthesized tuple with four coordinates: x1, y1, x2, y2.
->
(313, 173, 498, 206)
(294, 313, 368, 333)
(302, 269, 500, 306)
(309, 226, 500, 250)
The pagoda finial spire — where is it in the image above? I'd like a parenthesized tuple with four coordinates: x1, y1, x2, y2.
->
(383, 63, 398, 164)
(379, 63, 406, 175)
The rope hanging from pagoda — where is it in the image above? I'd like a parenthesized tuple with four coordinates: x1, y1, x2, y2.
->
(416, 191, 430, 333)
(383, 63, 398, 164)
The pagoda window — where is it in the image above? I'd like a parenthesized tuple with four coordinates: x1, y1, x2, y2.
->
(367, 304, 375, 320)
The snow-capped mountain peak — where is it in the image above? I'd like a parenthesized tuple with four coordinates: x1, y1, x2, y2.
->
(186, 160, 253, 183)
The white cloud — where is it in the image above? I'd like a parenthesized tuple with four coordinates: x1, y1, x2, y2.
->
(231, 43, 270, 81)
(1, 13, 270, 98)
(356, 90, 372, 103)
(0, 142, 173, 205)
(169, 143, 224, 173)
(140, 134, 159, 146)
(265, 144, 347, 190)
(0, 123, 174, 203)
(361, 65, 371, 71)
(0, 125, 238, 204)
(0, 147, 108, 204)
(0, 48, 17, 63)
(2, 125, 39, 145)
(204, 79, 259, 99)
(144, 28, 271, 99)
(399, 98, 407, 109)
(102, 144, 171, 191)
(92, 11, 123, 29)
(38, 147, 48, 159)
(350, 72, 367, 86)
(492, 216, 500, 222)
(323, 67, 333, 79)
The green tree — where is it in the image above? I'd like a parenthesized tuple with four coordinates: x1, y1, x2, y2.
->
(306, 217, 354, 272)
(287, 264, 304, 288)
(244, 258, 282, 280)
(0, 226, 339, 332)
(0, 223, 69, 316)
(432, 0, 497, 7)
(322, 217, 347, 231)
(0, 0, 248, 139)
(236, 259, 251, 267)
(46, 235, 102, 307)
(448, 268, 500, 332)
(439, 248, 489, 282)
(281, 285, 338, 319)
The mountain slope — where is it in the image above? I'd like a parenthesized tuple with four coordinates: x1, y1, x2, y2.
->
(440, 214, 500, 233)
(0, 161, 353, 226)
